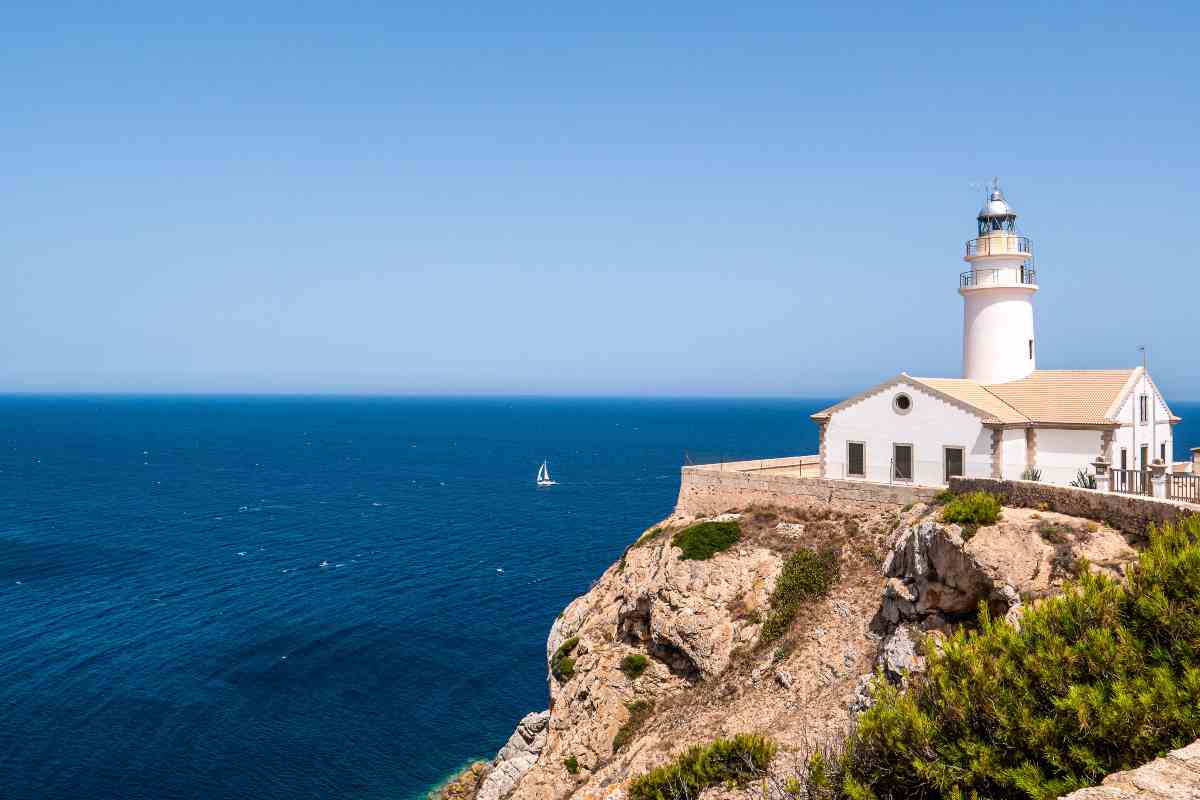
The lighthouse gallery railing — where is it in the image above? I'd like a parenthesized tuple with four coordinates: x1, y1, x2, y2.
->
(959, 267, 1037, 288)
(965, 236, 1032, 257)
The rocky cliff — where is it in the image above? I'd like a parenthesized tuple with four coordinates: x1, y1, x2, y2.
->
(439, 498, 1147, 800)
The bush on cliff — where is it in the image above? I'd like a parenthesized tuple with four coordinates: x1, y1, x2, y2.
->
(627, 734, 777, 800)
(672, 521, 740, 560)
(620, 653, 649, 679)
(941, 490, 1001, 527)
(551, 636, 579, 683)
(760, 547, 840, 643)
(809, 515, 1200, 800)
(613, 699, 655, 753)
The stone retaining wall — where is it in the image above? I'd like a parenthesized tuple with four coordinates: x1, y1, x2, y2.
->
(675, 462, 938, 517)
(950, 477, 1200, 541)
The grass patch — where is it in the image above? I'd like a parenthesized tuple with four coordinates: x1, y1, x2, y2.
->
(563, 756, 578, 775)
(633, 527, 664, 548)
(620, 653, 649, 679)
(613, 700, 655, 753)
(671, 521, 740, 561)
(550, 636, 579, 683)
(626, 734, 777, 800)
(760, 548, 840, 643)
(807, 515, 1200, 800)
(941, 490, 1001, 527)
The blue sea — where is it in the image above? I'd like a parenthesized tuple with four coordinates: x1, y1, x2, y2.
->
(0, 396, 843, 800)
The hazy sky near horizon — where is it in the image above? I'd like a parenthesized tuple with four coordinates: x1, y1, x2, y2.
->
(4, 1, 1199, 398)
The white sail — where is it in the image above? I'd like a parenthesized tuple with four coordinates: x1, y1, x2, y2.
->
(537, 460, 555, 485)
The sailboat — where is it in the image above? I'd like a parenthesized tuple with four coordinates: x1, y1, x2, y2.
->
(536, 460, 557, 487)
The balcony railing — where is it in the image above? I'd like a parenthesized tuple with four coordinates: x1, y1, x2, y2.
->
(959, 266, 1037, 288)
(965, 235, 1032, 258)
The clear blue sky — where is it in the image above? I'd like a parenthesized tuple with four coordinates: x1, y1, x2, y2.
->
(4, 1, 1198, 398)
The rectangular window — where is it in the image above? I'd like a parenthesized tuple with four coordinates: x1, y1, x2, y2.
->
(1028, 339, 1034, 360)
(944, 447, 964, 483)
(1140, 394, 1149, 424)
(1140, 445, 1149, 468)
(893, 444, 913, 482)
(1161, 442, 1168, 462)
(1120, 448, 1128, 470)
(847, 442, 865, 477)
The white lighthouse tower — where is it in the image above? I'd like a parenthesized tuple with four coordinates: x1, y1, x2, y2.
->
(960, 180, 1038, 384)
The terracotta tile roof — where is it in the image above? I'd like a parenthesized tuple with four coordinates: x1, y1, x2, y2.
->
(812, 369, 1171, 428)
(983, 369, 1137, 425)
(908, 377, 1028, 424)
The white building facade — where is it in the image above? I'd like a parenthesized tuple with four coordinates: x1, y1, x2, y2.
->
(813, 184, 1180, 488)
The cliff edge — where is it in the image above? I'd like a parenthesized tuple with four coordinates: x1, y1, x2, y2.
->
(438, 491, 1152, 800)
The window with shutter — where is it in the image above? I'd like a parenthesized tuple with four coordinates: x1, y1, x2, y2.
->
(893, 444, 913, 482)
(944, 447, 964, 482)
(847, 442, 865, 477)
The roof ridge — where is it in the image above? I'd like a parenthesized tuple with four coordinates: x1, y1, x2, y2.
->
(974, 384, 1033, 424)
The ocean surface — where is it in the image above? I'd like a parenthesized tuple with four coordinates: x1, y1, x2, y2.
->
(2, 397, 1196, 800)
(0, 396, 839, 800)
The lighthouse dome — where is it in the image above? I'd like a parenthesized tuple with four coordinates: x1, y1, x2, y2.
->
(978, 187, 1016, 220)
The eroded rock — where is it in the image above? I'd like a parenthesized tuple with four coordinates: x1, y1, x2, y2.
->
(477, 711, 551, 800)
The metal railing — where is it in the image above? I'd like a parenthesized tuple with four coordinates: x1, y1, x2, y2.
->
(1169, 473, 1200, 504)
(965, 236, 1032, 258)
(959, 266, 1037, 288)
(1111, 468, 1152, 496)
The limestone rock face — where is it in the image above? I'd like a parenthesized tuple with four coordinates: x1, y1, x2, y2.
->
(878, 625, 923, 682)
(508, 516, 785, 800)
(1057, 739, 1200, 799)
(476, 711, 550, 800)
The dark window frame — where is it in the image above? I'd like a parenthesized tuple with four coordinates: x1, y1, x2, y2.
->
(847, 441, 866, 478)
(893, 443, 914, 482)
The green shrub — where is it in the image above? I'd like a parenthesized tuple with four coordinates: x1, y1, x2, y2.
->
(941, 490, 1001, 527)
(760, 548, 839, 643)
(1021, 466, 1043, 481)
(822, 515, 1200, 800)
(551, 636, 579, 683)
(563, 755, 578, 775)
(932, 489, 957, 505)
(613, 700, 655, 752)
(671, 521, 740, 561)
(1071, 468, 1098, 489)
(620, 653, 649, 679)
(626, 734, 777, 800)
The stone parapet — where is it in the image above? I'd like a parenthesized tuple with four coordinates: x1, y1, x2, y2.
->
(949, 477, 1200, 540)
(676, 462, 938, 517)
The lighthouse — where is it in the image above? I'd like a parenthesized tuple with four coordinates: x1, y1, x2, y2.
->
(960, 181, 1038, 384)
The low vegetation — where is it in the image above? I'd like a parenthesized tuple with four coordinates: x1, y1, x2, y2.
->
(806, 515, 1200, 800)
(671, 521, 741, 561)
(562, 755, 578, 775)
(550, 636, 579, 683)
(1071, 468, 1098, 489)
(932, 489, 957, 505)
(941, 490, 1002, 528)
(760, 547, 840, 643)
(613, 700, 655, 753)
(626, 734, 777, 800)
(1020, 466, 1043, 481)
(620, 653, 649, 679)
